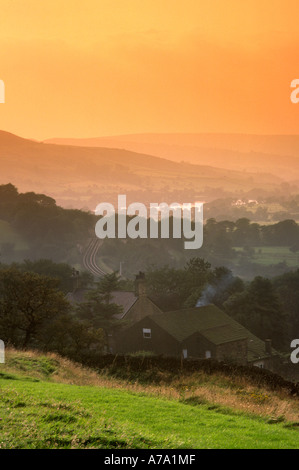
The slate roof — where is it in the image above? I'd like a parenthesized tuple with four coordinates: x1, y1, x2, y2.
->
(246, 330, 276, 363)
(149, 304, 277, 362)
(111, 291, 138, 319)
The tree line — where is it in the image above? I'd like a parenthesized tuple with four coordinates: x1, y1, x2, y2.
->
(0, 258, 297, 363)
(0, 185, 298, 271)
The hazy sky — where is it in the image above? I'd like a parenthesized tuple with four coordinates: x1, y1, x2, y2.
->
(0, 0, 299, 140)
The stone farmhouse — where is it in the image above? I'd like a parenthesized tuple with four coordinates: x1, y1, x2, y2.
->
(67, 272, 278, 369)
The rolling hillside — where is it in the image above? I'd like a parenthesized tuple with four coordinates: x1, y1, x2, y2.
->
(0, 130, 284, 210)
(46, 133, 299, 181)
(0, 349, 298, 449)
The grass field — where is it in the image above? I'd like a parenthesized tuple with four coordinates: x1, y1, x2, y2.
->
(235, 246, 299, 267)
(1, 376, 299, 449)
(0, 350, 298, 449)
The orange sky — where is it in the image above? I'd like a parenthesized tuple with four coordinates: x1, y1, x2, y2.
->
(0, 0, 299, 140)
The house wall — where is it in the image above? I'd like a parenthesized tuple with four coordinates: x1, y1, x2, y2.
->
(125, 297, 162, 324)
(113, 318, 249, 364)
(216, 339, 248, 365)
(182, 332, 216, 359)
(180, 333, 247, 364)
(114, 317, 180, 356)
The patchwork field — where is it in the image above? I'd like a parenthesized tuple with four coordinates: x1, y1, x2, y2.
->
(235, 246, 299, 267)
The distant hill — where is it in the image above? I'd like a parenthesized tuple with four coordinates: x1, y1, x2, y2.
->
(45, 133, 299, 181)
(0, 130, 286, 209)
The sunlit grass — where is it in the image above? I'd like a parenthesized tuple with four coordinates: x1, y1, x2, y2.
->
(0, 376, 299, 449)
(0, 349, 298, 449)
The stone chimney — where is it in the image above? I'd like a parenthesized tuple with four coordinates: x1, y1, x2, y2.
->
(265, 339, 272, 355)
(135, 271, 147, 297)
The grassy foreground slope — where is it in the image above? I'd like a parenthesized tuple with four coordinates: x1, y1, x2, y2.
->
(0, 349, 298, 449)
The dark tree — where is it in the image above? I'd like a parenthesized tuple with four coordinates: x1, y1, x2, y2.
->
(224, 276, 287, 350)
(0, 268, 70, 348)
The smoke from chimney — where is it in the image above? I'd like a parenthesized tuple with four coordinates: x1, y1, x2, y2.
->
(196, 284, 216, 307)
(196, 272, 236, 308)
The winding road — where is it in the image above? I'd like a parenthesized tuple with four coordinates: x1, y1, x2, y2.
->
(82, 238, 107, 277)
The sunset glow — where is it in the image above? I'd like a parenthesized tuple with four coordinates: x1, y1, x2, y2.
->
(0, 0, 299, 140)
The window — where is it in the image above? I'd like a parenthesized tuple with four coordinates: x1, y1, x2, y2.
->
(143, 328, 151, 339)
(182, 349, 188, 359)
(205, 350, 211, 359)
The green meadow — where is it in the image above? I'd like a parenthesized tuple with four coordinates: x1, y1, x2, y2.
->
(235, 246, 299, 267)
(0, 352, 298, 449)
